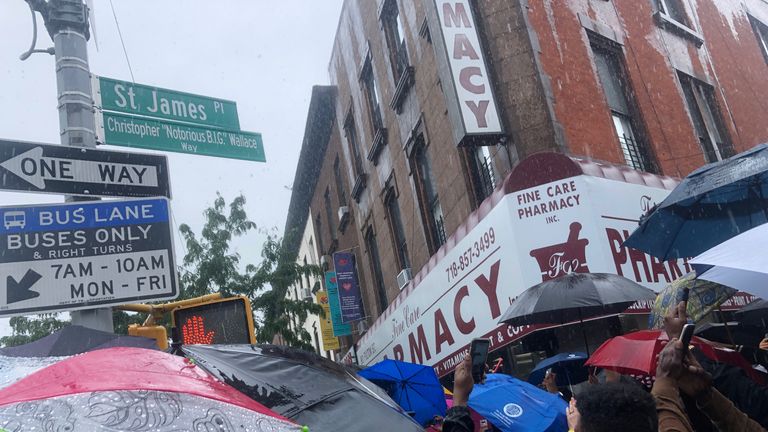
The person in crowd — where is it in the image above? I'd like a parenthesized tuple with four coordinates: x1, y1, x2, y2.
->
(442, 356, 476, 432)
(653, 336, 765, 431)
(665, 300, 768, 428)
(570, 382, 658, 432)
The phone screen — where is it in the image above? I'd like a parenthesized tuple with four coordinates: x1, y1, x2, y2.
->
(469, 338, 490, 383)
(680, 323, 695, 357)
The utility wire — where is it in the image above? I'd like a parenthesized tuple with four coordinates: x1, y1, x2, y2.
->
(108, 0, 135, 82)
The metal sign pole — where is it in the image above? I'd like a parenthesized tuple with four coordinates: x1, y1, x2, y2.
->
(48, 0, 112, 332)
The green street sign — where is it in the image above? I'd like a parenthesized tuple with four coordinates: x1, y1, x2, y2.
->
(100, 112, 265, 162)
(95, 76, 240, 130)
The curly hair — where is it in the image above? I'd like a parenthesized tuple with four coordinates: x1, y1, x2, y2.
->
(576, 383, 658, 432)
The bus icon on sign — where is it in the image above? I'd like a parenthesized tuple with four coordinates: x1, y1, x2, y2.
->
(4, 211, 26, 230)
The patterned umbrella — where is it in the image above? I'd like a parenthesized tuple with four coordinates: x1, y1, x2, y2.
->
(0, 347, 300, 431)
(648, 272, 736, 329)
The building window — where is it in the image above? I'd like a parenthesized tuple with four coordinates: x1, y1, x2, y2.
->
(591, 37, 655, 172)
(361, 58, 384, 133)
(656, 0, 690, 27)
(324, 187, 337, 245)
(315, 215, 325, 254)
(334, 156, 347, 207)
(466, 146, 497, 205)
(303, 256, 310, 291)
(384, 188, 410, 271)
(344, 110, 368, 202)
(364, 227, 388, 314)
(360, 52, 388, 164)
(677, 72, 733, 163)
(382, 0, 408, 84)
(410, 136, 446, 253)
(344, 110, 365, 177)
(750, 15, 768, 65)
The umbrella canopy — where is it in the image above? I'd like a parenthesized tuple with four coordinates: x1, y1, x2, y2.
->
(648, 272, 736, 329)
(585, 330, 762, 383)
(527, 352, 588, 387)
(736, 299, 768, 327)
(468, 373, 567, 432)
(182, 344, 424, 432)
(690, 223, 768, 300)
(0, 354, 68, 390)
(0, 347, 299, 431)
(0, 325, 158, 357)
(499, 273, 657, 327)
(624, 143, 768, 260)
(359, 359, 446, 426)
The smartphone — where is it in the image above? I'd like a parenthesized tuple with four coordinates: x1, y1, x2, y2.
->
(680, 323, 695, 357)
(469, 338, 491, 383)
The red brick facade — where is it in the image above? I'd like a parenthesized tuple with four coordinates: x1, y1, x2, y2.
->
(287, 0, 768, 354)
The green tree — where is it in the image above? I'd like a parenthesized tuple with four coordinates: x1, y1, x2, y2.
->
(0, 314, 69, 347)
(179, 193, 323, 351)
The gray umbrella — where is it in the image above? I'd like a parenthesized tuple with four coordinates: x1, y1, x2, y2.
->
(499, 273, 657, 354)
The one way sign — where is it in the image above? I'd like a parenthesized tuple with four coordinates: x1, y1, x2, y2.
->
(0, 138, 171, 198)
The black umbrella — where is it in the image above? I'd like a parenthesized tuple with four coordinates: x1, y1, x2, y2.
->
(736, 299, 768, 328)
(0, 325, 157, 357)
(624, 143, 768, 260)
(695, 321, 765, 347)
(182, 344, 424, 432)
(498, 273, 657, 354)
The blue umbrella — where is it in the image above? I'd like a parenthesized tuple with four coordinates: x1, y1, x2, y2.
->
(528, 352, 588, 388)
(359, 359, 446, 426)
(624, 143, 768, 260)
(469, 373, 567, 432)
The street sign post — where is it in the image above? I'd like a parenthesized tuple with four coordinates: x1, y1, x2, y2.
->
(0, 198, 178, 316)
(98, 111, 266, 162)
(0, 139, 171, 198)
(94, 76, 240, 130)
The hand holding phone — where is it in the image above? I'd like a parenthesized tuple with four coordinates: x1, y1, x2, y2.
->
(469, 338, 490, 384)
(680, 323, 695, 358)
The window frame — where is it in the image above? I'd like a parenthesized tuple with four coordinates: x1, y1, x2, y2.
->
(589, 34, 657, 173)
(677, 72, 733, 163)
(344, 108, 368, 203)
(464, 146, 498, 207)
(364, 226, 388, 314)
(654, 0, 704, 46)
(749, 14, 768, 65)
(359, 49, 388, 164)
(410, 136, 446, 254)
(323, 187, 337, 247)
(384, 185, 410, 271)
(333, 156, 348, 207)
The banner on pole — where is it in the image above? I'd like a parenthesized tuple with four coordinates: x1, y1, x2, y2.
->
(332, 252, 365, 323)
(325, 272, 351, 337)
(316, 291, 340, 351)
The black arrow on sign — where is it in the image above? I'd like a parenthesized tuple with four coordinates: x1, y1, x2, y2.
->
(7, 270, 42, 304)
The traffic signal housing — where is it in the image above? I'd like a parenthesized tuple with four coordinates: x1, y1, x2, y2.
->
(171, 295, 256, 345)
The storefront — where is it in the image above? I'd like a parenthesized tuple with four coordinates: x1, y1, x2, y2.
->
(352, 152, 754, 380)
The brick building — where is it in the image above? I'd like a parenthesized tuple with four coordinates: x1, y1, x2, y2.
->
(284, 0, 768, 372)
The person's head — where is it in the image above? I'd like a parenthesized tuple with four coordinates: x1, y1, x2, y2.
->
(575, 383, 658, 432)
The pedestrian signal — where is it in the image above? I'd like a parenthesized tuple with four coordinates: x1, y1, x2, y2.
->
(171, 296, 256, 345)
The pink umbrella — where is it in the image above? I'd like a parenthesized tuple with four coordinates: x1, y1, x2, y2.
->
(0, 347, 301, 431)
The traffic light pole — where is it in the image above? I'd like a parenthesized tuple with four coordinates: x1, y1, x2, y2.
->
(31, 0, 113, 332)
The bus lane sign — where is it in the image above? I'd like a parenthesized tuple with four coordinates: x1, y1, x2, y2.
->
(0, 198, 178, 316)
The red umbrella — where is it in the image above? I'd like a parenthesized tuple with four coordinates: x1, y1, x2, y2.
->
(585, 330, 763, 384)
(0, 347, 301, 431)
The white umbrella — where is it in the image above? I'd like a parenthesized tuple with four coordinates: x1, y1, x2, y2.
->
(690, 223, 768, 300)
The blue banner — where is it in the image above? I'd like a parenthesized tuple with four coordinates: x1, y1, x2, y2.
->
(325, 272, 352, 337)
(333, 252, 365, 323)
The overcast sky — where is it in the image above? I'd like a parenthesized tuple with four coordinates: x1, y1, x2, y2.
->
(0, 0, 344, 337)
